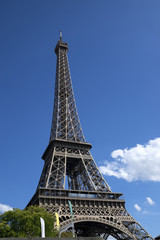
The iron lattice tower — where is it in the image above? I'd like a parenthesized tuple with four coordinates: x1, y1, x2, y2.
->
(28, 34, 153, 240)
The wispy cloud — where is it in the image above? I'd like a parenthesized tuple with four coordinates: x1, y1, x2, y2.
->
(134, 204, 141, 212)
(99, 138, 160, 182)
(146, 197, 155, 205)
(142, 210, 160, 216)
(0, 203, 13, 213)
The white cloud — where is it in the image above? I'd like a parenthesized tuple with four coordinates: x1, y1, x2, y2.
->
(134, 204, 141, 212)
(146, 197, 155, 205)
(99, 138, 160, 182)
(0, 203, 13, 213)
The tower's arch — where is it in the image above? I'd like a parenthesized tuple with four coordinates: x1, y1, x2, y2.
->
(60, 218, 135, 239)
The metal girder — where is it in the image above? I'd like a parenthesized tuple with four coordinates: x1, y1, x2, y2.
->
(37, 143, 110, 192)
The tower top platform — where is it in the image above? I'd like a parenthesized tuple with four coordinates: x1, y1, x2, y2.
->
(55, 32, 68, 54)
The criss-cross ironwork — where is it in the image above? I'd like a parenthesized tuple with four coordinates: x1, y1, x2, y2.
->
(27, 34, 153, 240)
(50, 39, 85, 143)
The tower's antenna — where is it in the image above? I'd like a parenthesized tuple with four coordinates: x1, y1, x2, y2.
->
(60, 30, 62, 41)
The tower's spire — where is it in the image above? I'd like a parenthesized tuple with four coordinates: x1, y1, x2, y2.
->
(60, 30, 62, 41)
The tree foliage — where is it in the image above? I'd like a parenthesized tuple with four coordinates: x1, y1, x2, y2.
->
(0, 206, 58, 238)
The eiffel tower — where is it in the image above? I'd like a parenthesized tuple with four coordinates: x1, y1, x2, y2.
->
(27, 33, 153, 240)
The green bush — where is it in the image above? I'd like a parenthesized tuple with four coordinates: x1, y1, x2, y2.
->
(0, 206, 58, 238)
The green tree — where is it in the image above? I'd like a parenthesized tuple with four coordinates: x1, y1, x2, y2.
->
(0, 206, 58, 238)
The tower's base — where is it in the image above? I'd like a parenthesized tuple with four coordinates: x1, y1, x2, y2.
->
(28, 188, 153, 240)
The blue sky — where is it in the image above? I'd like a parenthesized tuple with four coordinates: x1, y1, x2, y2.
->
(0, 0, 160, 238)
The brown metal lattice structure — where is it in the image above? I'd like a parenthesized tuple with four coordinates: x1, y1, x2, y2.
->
(27, 34, 153, 240)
